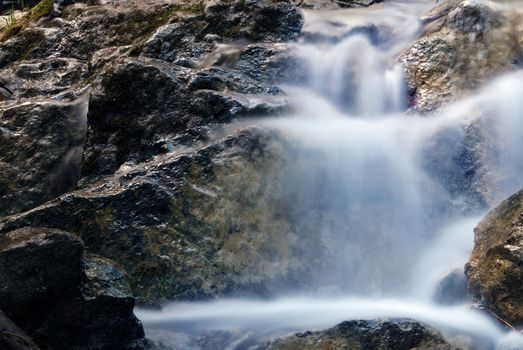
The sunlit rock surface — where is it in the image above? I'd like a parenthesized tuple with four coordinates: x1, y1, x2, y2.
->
(466, 188, 523, 326)
(402, 0, 523, 112)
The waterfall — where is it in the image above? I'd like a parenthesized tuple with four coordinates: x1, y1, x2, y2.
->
(137, 2, 523, 349)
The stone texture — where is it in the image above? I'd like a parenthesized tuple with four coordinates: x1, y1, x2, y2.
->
(267, 319, 457, 350)
(466, 188, 523, 326)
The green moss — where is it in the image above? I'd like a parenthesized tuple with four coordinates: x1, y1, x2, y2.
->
(113, 7, 177, 42)
(30, 0, 55, 21)
(0, 0, 54, 42)
(172, 3, 205, 15)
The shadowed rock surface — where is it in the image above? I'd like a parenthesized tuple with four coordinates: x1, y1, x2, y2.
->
(0, 227, 146, 349)
(0, 97, 88, 217)
(0, 309, 40, 350)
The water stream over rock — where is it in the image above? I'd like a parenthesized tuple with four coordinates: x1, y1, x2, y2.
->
(137, 2, 523, 349)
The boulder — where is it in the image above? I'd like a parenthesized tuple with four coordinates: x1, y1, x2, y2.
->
(139, 0, 303, 64)
(465, 188, 523, 326)
(82, 58, 287, 177)
(267, 319, 457, 350)
(0, 97, 88, 217)
(0, 127, 333, 304)
(402, 0, 523, 112)
(0, 309, 40, 350)
(0, 227, 146, 349)
(34, 256, 146, 350)
(433, 269, 468, 305)
(0, 227, 84, 319)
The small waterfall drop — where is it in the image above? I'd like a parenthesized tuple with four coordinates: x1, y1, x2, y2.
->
(138, 2, 523, 349)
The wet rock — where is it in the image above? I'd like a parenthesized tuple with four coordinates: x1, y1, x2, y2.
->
(138, 0, 303, 65)
(0, 127, 331, 303)
(267, 319, 457, 350)
(82, 58, 287, 177)
(0, 227, 84, 319)
(203, 0, 303, 42)
(0, 97, 88, 217)
(35, 256, 146, 350)
(232, 43, 306, 84)
(0, 57, 87, 99)
(0, 227, 146, 349)
(433, 269, 469, 305)
(402, 0, 523, 112)
(466, 188, 523, 326)
(0, 29, 48, 69)
(421, 116, 496, 212)
(0, 309, 39, 350)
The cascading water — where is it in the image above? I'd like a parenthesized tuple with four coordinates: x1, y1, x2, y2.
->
(138, 2, 523, 349)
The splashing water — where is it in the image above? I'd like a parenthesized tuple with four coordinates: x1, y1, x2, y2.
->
(138, 2, 523, 349)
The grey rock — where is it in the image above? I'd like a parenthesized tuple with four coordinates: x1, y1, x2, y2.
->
(267, 318, 457, 350)
(0, 97, 88, 217)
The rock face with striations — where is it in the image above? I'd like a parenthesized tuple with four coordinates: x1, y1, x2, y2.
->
(267, 319, 457, 350)
(466, 188, 523, 326)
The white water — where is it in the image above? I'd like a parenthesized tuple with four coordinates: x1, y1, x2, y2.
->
(138, 2, 523, 349)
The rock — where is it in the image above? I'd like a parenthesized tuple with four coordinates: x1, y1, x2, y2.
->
(465, 188, 523, 326)
(421, 115, 496, 212)
(82, 58, 287, 177)
(0, 227, 146, 349)
(0, 97, 88, 217)
(231, 43, 306, 84)
(402, 0, 523, 112)
(0, 57, 87, 99)
(139, 1, 303, 64)
(34, 256, 146, 350)
(0, 127, 334, 303)
(0, 309, 40, 350)
(267, 319, 457, 350)
(203, 0, 303, 42)
(0, 227, 84, 319)
(433, 269, 469, 305)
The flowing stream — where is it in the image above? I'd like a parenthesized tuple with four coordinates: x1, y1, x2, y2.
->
(137, 2, 523, 349)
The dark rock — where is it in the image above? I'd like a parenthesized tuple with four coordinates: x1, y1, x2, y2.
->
(203, 0, 303, 42)
(132, 0, 303, 64)
(0, 97, 88, 217)
(433, 269, 469, 305)
(35, 256, 146, 350)
(0, 57, 87, 99)
(82, 58, 287, 177)
(465, 188, 523, 326)
(0, 309, 40, 350)
(0, 227, 146, 349)
(267, 319, 457, 350)
(421, 116, 495, 212)
(0, 227, 84, 320)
